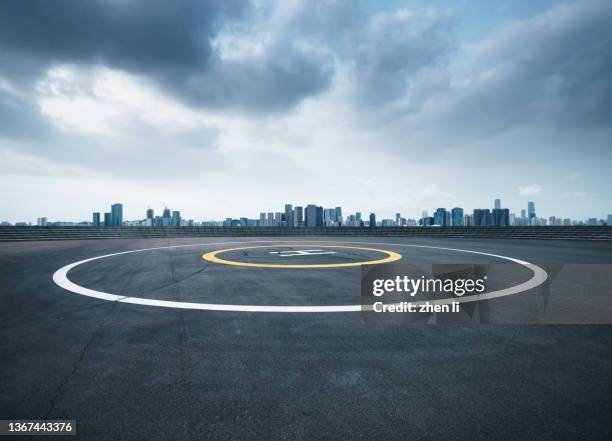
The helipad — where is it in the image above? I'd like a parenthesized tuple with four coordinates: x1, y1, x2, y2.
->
(51, 240, 547, 313)
(201, 244, 403, 268)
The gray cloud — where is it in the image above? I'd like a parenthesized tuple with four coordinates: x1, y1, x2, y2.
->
(164, 41, 334, 112)
(279, 1, 456, 107)
(0, 91, 51, 140)
(0, 0, 333, 113)
(349, 10, 454, 106)
(441, 0, 612, 134)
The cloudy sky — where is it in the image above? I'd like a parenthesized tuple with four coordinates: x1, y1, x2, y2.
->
(0, 0, 610, 223)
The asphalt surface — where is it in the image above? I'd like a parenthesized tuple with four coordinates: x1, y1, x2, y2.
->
(1, 237, 611, 440)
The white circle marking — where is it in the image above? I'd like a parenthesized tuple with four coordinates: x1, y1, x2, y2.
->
(52, 240, 548, 313)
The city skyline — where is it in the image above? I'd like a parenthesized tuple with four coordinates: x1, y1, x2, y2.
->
(10, 198, 610, 228)
(2, 193, 611, 225)
(1, 0, 611, 223)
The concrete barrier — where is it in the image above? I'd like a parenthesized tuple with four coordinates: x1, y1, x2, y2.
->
(1, 226, 611, 241)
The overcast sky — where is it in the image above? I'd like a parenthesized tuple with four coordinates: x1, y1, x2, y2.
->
(1, 0, 610, 223)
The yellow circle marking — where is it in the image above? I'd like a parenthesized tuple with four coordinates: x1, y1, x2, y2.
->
(202, 245, 402, 268)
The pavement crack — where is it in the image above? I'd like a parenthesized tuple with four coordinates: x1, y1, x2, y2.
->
(146, 248, 212, 293)
(43, 301, 116, 420)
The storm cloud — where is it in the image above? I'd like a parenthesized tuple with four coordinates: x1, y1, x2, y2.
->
(444, 0, 612, 133)
(0, 0, 333, 113)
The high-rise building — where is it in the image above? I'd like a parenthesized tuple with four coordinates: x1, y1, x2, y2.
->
(37, 217, 48, 226)
(494, 199, 501, 210)
(305, 205, 317, 227)
(345, 214, 357, 226)
(451, 207, 464, 226)
(104, 212, 112, 226)
(111, 203, 123, 226)
(607, 214, 612, 226)
(267, 212, 274, 226)
(395, 213, 401, 226)
(369, 213, 376, 227)
(434, 208, 448, 226)
(528, 202, 536, 224)
(260, 212, 266, 226)
(323, 208, 335, 225)
(92, 212, 100, 227)
(284, 204, 293, 227)
(146, 208, 154, 220)
(356, 212, 362, 223)
(161, 207, 171, 227)
(294, 206, 304, 227)
(315, 206, 324, 227)
(171, 211, 181, 227)
(335, 207, 343, 225)
(274, 212, 283, 226)
(492, 208, 510, 226)
(421, 216, 434, 227)
(473, 209, 492, 226)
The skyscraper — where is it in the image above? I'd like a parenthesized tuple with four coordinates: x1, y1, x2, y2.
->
(369, 213, 376, 227)
(267, 212, 274, 226)
(434, 208, 448, 226)
(294, 206, 304, 227)
(305, 205, 317, 227)
(323, 208, 335, 225)
(421, 216, 434, 227)
(528, 202, 536, 224)
(492, 208, 510, 226)
(171, 211, 181, 227)
(104, 212, 112, 226)
(335, 207, 343, 224)
(316, 206, 324, 227)
(284, 204, 293, 227)
(92, 212, 100, 227)
(111, 203, 123, 227)
(608, 214, 612, 226)
(473, 209, 492, 226)
(162, 207, 171, 227)
(146, 208, 154, 220)
(395, 213, 401, 226)
(494, 199, 501, 210)
(451, 207, 464, 226)
(260, 212, 266, 226)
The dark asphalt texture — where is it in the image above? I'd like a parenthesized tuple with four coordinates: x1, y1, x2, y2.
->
(1, 237, 611, 441)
